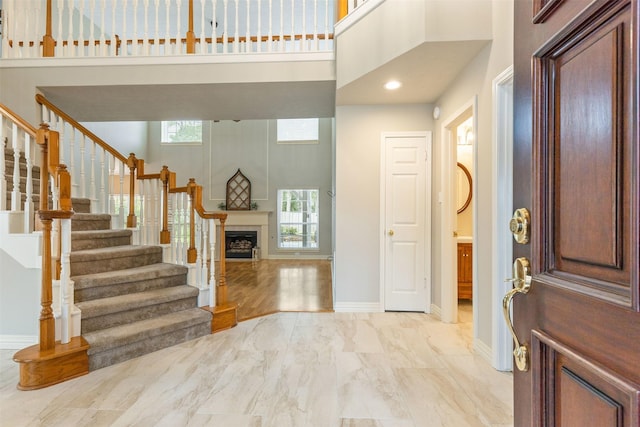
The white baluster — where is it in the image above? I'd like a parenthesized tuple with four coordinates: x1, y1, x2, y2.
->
(99, 0, 107, 56)
(256, 0, 261, 53)
(132, 0, 139, 56)
(79, 134, 86, 197)
(119, 162, 125, 228)
(290, 0, 294, 52)
(154, 180, 161, 245)
(222, 0, 228, 53)
(10, 124, 21, 212)
(324, 0, 329, 51)
(23, 134, 33, 232)
(108, 154, 116, 217)
(122, 0, 129, 56)
(154, 0, 161, 55)
(211, 0, 217, 54)
(88, 0, 96, 56)
(313, 0, 318, 50)
(233, 0, 239, 53)
(56, 0, 65, 57)
(165, 0, 171, 55)
(90, 141, 97, 211)
(195, 215, 202, 286)
(279, 0, 284, 52)
(66, 0, 75, 56)
(200, 217, 208, 287)
(209, 218, 216, 307)
(77, 0, 85, 57)
(1, 0, 11, 58)
(267, 0, 272, 52)
(110, 0, 118, 56)
(59, 217, 72, 344)
(176, 193, 183, 264)
(245, 0, 251, 53)
(100, 147, 106, 214)
(0, 120, 6, 210)
(199, 0, 206, 53)
(168, 193, 176, 263)
(142, 0, 150, 55)
(302, 0, 307, 51)
(176, 0, 182, 55)
(24, 1, 34, 58)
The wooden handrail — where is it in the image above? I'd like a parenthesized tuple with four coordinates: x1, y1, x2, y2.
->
(0, 103, 38, 138)
(35, 94, 128, 164)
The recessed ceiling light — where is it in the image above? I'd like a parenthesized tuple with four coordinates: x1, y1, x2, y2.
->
(384, 80, 402, 90)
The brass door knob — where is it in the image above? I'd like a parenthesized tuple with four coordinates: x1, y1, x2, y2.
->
(388, 230, 394, 236)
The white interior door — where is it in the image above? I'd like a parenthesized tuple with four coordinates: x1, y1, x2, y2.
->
(382, 133, 429, 312)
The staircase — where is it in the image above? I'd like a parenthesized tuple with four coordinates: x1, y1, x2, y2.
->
(69, 198, 212, 371)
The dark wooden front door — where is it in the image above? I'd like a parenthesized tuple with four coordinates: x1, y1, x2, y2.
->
(513, 0, 639, 425)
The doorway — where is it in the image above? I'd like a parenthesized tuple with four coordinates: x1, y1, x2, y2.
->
(380, 132, 431, 312)
(440, 98, 477, 326)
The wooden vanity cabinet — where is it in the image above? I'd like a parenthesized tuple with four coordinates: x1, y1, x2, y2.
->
(457, 243, 472, 299)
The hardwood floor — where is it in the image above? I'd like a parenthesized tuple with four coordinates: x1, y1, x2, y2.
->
(223, 259, 334, 321)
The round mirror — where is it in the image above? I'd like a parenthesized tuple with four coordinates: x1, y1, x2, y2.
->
(457, 162, 472, 214)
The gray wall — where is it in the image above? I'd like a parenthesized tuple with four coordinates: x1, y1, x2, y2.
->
(146, 118, 334, 258)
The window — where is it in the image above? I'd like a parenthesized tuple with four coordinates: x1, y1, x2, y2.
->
(161, 120, 202, 144)
(276, 118, 319, 144)
(277, 189, 319, 249)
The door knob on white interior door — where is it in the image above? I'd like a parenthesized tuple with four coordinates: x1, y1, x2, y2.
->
(388, 229, 394, 236)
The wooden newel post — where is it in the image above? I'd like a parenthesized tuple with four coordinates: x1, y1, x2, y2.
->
(36, 124, 50, 211)
(159, 166, 171, 244)
(217, 216, 228, 305)
(56, 165, 72, 212)
(38, 213, 55, 351)
(186, 178, 197, 263)
(126, 153, 137, 228)
(186, 0, 196, 53)
(337, 0, 349, 22)
(42, 0, 55, 57)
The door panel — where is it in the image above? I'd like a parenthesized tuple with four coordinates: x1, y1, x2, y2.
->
(384, 135, 427, 311)
(513, 0, 640, 425)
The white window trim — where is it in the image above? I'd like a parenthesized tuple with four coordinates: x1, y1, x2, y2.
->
(277, 188, 320, 251)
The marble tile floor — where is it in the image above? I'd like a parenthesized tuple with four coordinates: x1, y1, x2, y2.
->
(0, 310, 513, 427)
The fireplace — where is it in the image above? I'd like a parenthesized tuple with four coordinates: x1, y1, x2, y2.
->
(225, 231, 258, 259)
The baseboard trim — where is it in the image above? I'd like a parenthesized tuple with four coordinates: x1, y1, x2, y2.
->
(474, 337, 493, 364)
(430, 304, 442, 320)
(333, 302, 382, 312)
(0, 335, 38, 350)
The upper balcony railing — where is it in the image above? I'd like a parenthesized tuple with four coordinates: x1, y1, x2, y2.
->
(0, 0, 360, 59)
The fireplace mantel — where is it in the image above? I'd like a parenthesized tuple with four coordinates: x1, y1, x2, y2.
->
(222, 210, 271, 259)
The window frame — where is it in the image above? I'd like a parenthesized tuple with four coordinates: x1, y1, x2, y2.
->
(276, 118, 319, 144)
(276, 188, 320, 250)
(160, 120, 203, 145)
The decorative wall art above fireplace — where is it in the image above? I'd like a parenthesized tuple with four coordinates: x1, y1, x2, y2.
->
(226, 169, 252, 210)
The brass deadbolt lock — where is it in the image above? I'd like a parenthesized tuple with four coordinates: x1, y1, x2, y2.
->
(509, 208, 530, 244)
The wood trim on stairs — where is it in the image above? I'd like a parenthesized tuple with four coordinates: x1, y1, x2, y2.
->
(12, 336, 89, 391)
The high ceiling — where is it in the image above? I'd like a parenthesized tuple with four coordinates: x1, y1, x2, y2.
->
(39, 37, 488, 123)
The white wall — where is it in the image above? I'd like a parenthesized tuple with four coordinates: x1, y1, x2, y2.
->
(334, 104, 432, 305)
(82, 121, 149, 160)
(0, 250, 40, 347)
(431, 0, 513, 349)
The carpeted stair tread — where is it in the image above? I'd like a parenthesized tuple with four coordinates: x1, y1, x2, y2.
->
(73, 263, 188, 301)
(71, 229, 132, 251)
(77, 286, 199, 319)
(71, 198, 91, 214)
(71, 213, 112, 231)
(83, 308, 212, 354)
(70, 245, 163, 276)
